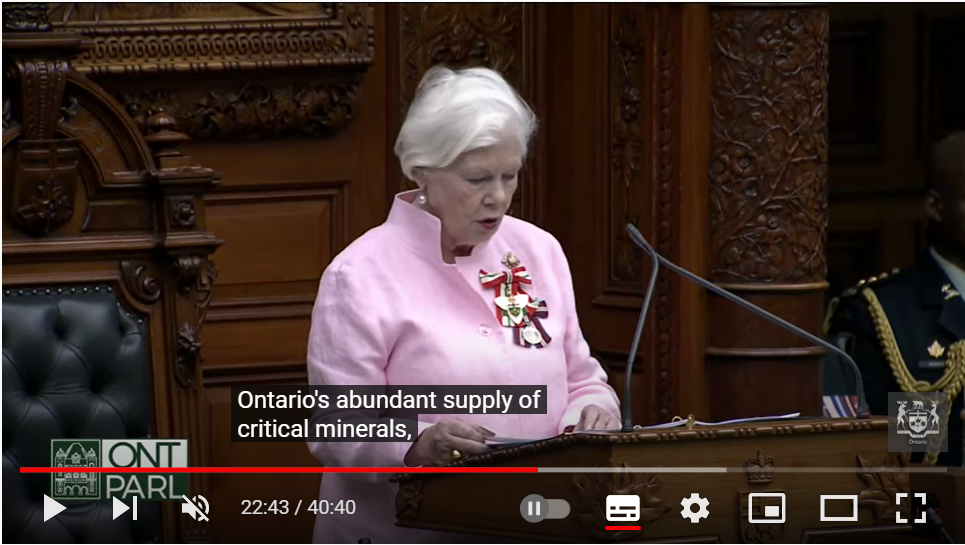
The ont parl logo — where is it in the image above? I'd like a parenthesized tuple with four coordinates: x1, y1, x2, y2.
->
(51, 439, 189, 502)
(888, 392, 948, 454)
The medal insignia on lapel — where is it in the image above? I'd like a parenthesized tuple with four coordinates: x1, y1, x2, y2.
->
(942, 284, 960, 300)
(479, 252, 552, 348)
(927, 340, 946, 359)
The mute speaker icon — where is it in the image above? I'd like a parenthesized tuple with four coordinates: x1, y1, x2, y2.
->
(181, 495, 210, 521)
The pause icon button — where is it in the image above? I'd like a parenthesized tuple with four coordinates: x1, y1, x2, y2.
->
(520, 494, 548, 523)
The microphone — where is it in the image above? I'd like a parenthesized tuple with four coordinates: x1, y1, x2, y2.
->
(625, 223, 870, 419)
(621, 232, 660, 432)
(925, 506, 954, 544)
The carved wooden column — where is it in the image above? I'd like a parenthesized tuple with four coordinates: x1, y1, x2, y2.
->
(706, 6, 829, 419)
(145, 114, 221, 542)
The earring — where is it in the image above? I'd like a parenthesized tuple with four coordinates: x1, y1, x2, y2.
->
(416, 190, 427, 205)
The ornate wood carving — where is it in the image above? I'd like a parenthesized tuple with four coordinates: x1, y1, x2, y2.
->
(148, 119, 220, 542)
(175, 322, 202, 388)
(856, 452, 910, 524)
(4, 4, 85, 238)
(3, 3, 51, 32)
(395, 479, 424, 522)
(174, 255, 217, 318)
(743, 450, 775, 484)
(115, 79, 361, 141)
(708, 8, 829, 284)
(3, 96, 12, 130)
(46, 3, 375, 75)
(11, 146, 78, 236)
(609, 5, 646, 286)
(653, 5, 679, 421)
(13, 58, 70, 140)
(120, 261, 161, 305)
(572, 462, 671, 539)
(170, 198, 196, 229)
(398, 4, 523, 113)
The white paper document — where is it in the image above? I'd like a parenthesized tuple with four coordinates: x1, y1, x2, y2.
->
(633, 412, 802, 431)
(486, 436, 547, 446)
(574, 412, 802, 434)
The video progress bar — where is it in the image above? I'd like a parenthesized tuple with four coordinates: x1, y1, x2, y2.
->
(20, 466, 949, 474)
(536, 467, 949, 473)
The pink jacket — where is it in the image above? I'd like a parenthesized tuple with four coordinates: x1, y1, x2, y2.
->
(307, 191, 620, 543)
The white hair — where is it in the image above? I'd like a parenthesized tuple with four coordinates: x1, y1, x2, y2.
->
(395, 66, 537, 180)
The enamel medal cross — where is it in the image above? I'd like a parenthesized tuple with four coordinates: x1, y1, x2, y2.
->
(479, 252, 551, 348)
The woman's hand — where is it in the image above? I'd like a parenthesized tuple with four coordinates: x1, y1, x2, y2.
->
(404, 417, 494, 466)
(574, 404, 619, 431)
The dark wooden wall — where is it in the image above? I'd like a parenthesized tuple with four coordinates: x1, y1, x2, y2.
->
(827, 4, 965, 298)
(4, 2, 960, 543)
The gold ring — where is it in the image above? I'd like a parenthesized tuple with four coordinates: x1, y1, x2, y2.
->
(450, 449, 463, 460)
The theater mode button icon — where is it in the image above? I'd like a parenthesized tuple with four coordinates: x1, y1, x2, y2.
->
(820, 495, 857, 522)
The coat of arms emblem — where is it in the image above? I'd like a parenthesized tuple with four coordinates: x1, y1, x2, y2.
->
(896, 400, 940, 439)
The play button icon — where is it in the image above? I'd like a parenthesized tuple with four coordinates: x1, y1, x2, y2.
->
(43, 495, 66, 522)
(112, 497, 130, 520)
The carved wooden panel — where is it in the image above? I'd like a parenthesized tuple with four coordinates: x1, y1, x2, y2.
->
(829, 21, 883, 163)
(709, 7, 829, 285)
(398, 4, 523, 115)
(707, 6, 829, 420)
(608, 5, 648, 288)
(47, 2, 375, 75)
(112, 79, 363, 141)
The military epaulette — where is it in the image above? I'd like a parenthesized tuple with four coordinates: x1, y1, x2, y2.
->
(823, 268, 902, 334)
(840, 268, 902, 298)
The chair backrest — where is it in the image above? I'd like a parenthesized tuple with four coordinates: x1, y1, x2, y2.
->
(3, 286, 161, 542)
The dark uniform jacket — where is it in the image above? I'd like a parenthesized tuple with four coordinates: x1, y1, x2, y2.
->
(826, 253, 964, 467)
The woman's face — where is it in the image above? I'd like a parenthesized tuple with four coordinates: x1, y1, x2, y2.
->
(418, 135, 522, 259)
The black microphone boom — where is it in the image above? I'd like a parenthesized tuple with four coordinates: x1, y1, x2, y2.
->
(624, 223, 870, 420)
(622, 237, 660, 432)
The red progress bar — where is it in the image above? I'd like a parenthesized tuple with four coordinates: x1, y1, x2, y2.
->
(20, 467, 539, 474)
(605, 526, 641, 531)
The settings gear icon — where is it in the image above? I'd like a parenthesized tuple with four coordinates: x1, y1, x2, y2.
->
(680, 493, 710, 523)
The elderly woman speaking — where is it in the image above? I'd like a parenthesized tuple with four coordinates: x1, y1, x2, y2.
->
(307, 66, 620, 543)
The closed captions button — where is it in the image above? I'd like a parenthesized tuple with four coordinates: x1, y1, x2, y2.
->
(520, 494, 570, 523)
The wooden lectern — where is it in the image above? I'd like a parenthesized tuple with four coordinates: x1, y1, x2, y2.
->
(394, 418, 931, 543)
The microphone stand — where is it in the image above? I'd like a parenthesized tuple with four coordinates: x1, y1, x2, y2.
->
(625, 223, 870, 419)
(622, 243, 660, 432)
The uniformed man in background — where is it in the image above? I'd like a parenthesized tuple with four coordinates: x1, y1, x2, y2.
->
(826, 131, 965, 467)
